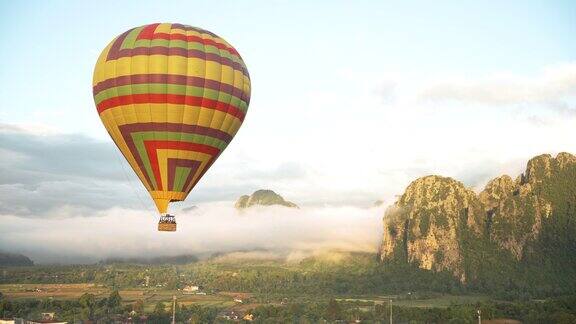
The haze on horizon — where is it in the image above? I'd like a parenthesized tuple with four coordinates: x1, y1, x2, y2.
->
(0, 1, 575, 263)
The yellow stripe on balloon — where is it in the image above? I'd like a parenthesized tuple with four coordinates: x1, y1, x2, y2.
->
(92, 56, 248, 86)
(149, 191, 188, 213)
(92, 42, 115, 86)
(155, 23, 172, 34)
(99, 104, 243, 135)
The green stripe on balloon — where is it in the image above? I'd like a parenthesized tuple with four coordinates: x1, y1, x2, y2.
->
(131, 39, 244, 64)
(173, 166, 192, 192)
(93, 84, 248, 112)
(120, 27, 145, 50)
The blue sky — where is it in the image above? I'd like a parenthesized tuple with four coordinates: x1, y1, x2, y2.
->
(0, 0, 574, 134)
(0, 1, 575, 261)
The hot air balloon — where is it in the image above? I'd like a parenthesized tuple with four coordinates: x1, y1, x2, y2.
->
(92, 23, 250, 231)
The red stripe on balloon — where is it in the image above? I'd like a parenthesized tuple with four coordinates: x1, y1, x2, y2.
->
(97, 94, 246, 121)
(137, 31, 239, 56)
(137, 23, 161, 40)
(92, 74, 250, 104)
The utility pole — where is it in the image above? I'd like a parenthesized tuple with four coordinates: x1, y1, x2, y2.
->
(389, 299, 393, 324)
(477, 309, 481, 324)
(172, 295, 176, 324)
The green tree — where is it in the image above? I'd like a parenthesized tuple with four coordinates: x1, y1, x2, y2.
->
(375, 303, 389, 321)
(325, 299, 342, 321)
(149, 301, 171, 324)
(133, 299, 144, 314)
(78, 293, 96, 320)
(153, 302, 166, 316)
(107, 290, 122, 309)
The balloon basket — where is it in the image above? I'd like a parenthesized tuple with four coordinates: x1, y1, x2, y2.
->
(158, 223, 176, 231)
(158, 215, 177, 232)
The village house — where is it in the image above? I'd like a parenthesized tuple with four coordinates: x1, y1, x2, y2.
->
(0, 313, 68, 324)
(182, 285, 199, 292)
(182, 285, 202, 294)
(27, 313, 67, 324)
(218, 311, 239, 321)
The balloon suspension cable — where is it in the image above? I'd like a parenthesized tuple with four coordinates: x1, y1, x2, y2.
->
(112, 147, 155, 215)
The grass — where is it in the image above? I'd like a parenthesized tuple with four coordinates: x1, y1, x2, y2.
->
(392, 294, 489, 308)
(336, 294, 490, 308)
(0, 283, 108, 300)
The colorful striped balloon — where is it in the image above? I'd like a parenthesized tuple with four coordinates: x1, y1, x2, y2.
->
(92, 23, 250, 215)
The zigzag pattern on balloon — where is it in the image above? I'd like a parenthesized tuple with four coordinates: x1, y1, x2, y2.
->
(92, 23, 251, 213)
(117, 123, 227, 193)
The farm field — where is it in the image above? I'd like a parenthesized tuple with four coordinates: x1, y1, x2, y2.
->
(0, 281, 571, 323)
(336, 294, 490, 308)
(0, 283, 108, 300)
(1, 283, 488, 310)
(0, 284, 236, 307)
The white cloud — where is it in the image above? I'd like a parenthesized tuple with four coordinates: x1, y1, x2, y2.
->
(0, 122, 59, 136)
(418, 62, 576, 107)
(0, 203, 384, 264)
(0, 125, 146, 216)
(2, 62, 576, 232)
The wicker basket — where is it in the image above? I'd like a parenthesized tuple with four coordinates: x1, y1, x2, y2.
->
(158, 222, 177, 232)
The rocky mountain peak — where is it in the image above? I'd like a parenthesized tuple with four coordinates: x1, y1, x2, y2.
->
(555, 152, 576, 168)
(235, 189, 299, 209)
(399, 175, 478, 211)
(522, 152, 576, 186)
(381, 175, 484, 282)
(523, 154, 553, 185)
(479, 175, 514, 209)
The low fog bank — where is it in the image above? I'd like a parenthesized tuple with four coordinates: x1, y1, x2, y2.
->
(0, 202, 384, 264)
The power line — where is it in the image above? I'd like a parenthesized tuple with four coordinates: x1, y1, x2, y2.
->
(172, 295, 176, 324)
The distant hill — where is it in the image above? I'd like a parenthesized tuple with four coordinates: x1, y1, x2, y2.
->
(235, 189, 298, 209)
(0, 252, 34, 267)
(380, 152, 576, 293)
(181, 205, 198, 213)
(100, 254, 198, 265)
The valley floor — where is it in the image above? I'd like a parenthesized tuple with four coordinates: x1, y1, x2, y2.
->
(1, 255, 575, 323)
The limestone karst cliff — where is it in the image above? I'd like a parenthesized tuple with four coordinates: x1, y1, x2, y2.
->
(380, 152, 576, 282)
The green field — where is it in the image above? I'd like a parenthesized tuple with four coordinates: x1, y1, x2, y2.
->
(336, 294, 490, 308)
(1, 283, 234, 304)
(0, 283, 492, 316)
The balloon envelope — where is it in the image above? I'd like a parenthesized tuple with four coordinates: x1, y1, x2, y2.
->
(92, 23, 251, 214)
